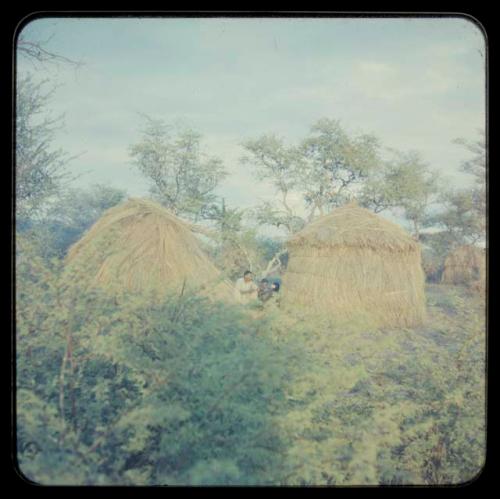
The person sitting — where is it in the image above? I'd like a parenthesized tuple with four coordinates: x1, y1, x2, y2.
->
(234, 270, 259, 304)
(258, 278, 275, 303)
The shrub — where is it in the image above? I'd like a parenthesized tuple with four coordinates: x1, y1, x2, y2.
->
(16, 234, 299, 485)
(15, 233, 486, 485)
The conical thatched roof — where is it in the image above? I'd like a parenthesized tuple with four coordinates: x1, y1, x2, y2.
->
(288, 202, 418, 252)
(65, 198, 234, 301)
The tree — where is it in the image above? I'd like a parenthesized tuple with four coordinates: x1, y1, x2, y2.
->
(17, 32, 83, 68)
(200, 198, 250, 277)
(129, 116, 227, 221)
(201, 197, 244, 239)
(241, 119, 382, 235)
(200, 198, 282, 280)
(16, 30, 83, 221)
(16, 75, 74, 220)
(454, 131, 486, 183)
(250, 202, 306, 236)
(299, 118, 381, 218)
(358, 162, 398, 214)
(422, 131, 486, 264)
(241, 134, 301, 232)
(360, 150, 441, 240)
(429, 190, 484, 247)
(40, 184, 127, 257)
(451, 132, 486, 238)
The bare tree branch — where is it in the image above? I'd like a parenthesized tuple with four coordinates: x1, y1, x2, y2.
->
(18, 35, 84, 68)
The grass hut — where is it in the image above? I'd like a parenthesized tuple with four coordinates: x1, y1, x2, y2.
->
(281, 202, 426, 327)
(65, 198, 234, 301)
(441, 245, 486, 287)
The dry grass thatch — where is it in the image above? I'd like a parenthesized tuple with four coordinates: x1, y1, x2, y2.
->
(441, 245, 486, 288)
(65, 198, 235, 301)
(281, 202, 426, 327)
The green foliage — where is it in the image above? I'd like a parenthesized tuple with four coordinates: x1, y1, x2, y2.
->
(16, 230, 485, 486)
(454, 133, 486, 185)
(241, 134, 299, 194)
(250, 201, 306, 235)
(254, 236, 286, 266)
(360, 150, 442, 239)
(129, 116, 227, 221)
(429, 133, 486, 248)
(16, 35, 485, 485)
(272, 285, 485, 485)
(241, 134, 304, 234)
(16, 234, 298, 485)
(240, 121, 483, 289)
(299, 118, 381, 213)
(16, 75, 72, 220)
(418, 132, 486, 274)
(18, 184, 127, 260)
(202, 200, 287, 281)
(241, 119, 382, 233)
(431, 189, 484, 246)
(200, 199, 255, 279)
(420, 244, 447, 282)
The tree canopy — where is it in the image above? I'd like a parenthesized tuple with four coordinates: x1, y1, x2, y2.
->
(129, 116, 227, 222)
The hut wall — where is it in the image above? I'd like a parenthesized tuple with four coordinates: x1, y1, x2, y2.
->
(282, 245, 426, 327)
(441, 246, 486, 286)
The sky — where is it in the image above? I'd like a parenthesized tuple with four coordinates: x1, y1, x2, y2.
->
(17, 16, 486, 235)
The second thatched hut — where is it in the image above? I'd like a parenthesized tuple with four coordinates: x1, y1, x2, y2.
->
(281, 203, 426, 327)
(64, 198, 234, 301)
(441, 245, 486, 288)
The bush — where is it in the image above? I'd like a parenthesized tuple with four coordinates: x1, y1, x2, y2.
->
(16, 234, 302, 485)
(16, 233, 486, 485)
(270, 288, 485, 485)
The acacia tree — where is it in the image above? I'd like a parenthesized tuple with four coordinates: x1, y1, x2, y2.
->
(129, 116, 227, 222)
(16, 32, 82, 221)
(431, 190, 484, 246)
(241, 119, 382, 235)
(454, 131, 486, 184)
(299, 118, 381, 218)
(241, 134, 305, 234)
(447, 132, 486, 240)
(421, 131, 486, 260)
(360, 150, 441, 240)
(16, 75, 71, 220)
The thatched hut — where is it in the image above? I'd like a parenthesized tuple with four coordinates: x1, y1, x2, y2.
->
(65, 198, 234, 301)
(441, 245, 486, 287)
(281, 203, 426, 327)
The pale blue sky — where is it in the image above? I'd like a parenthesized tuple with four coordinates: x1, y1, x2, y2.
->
(17, 16, 486, 232)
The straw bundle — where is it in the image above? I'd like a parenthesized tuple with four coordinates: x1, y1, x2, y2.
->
(441, 245, 486, 287)
(281, 202, 426, 327)
(65, 198, 234, 301)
